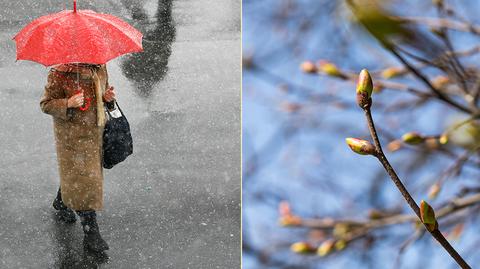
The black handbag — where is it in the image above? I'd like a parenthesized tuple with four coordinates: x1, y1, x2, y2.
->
(102, 101, 133, 169)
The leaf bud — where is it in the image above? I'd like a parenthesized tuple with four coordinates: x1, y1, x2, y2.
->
(317, 239, 335, 256)
(334, 239, 347, 251)
(356, 69, 373, 108)
(420, 200, 438, 232)
(291, 242, 315, 254)
(439, 133, 448, 145)
(318, 60, 343, 78)
(381, 67, 404, 79)
(346, 138, 376, 156)
(401, 132, 425, 145)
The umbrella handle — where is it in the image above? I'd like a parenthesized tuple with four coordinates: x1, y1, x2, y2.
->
(74, 0, 77, 13)
(79, 97, 91, 111)
(74, 89, 91, 111)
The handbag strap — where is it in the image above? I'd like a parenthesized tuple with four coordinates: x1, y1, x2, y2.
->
(105, 100, 125, 118)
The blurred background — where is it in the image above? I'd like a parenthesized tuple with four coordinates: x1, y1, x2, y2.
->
(242, 0, 480, 268)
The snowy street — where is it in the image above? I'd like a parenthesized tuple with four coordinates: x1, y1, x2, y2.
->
(0, 0, 241, 268)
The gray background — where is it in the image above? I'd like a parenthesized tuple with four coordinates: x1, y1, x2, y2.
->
(0, 0, 240, 268)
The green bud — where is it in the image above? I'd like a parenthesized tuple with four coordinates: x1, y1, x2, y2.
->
(356, 69, 373, 108)
(401, 132, 425, 145)
(318, 61, 342, 77)
(317, 240, 335, 256)
(291, 242, 315, 254)
(420, 200, 438, 232)
(345, 138, 377, 156)
(334, 240, 347, 251)
(439, 133, 448, 145)
(381, 67, 404, 79)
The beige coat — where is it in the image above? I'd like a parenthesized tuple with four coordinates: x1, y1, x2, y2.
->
(40, 64, 109, 211)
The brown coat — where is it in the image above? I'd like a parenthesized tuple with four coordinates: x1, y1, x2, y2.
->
(40, 64, 110, 211)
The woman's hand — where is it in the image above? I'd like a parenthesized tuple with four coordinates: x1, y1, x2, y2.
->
(103, 86, 116, 102)
(67, 92, 84, 108)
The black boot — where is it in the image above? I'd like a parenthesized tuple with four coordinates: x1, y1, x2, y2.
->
(53, 188, 77, 223)
(78, 211, 109, 253)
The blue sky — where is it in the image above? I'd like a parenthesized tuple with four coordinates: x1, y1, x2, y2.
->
(242, 1, 480, 268)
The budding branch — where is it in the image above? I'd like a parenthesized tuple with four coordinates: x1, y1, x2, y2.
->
(363, 100, 472, 269)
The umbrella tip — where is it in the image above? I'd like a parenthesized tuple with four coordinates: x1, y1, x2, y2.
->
(73, 0, 77, 13)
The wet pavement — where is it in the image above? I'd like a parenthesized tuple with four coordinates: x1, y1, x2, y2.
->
(0, 0, 241, 268)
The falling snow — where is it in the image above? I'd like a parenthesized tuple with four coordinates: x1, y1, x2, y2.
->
(0, 0, 240, 268)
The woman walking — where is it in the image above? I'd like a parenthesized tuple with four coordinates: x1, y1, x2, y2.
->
(40, 63, 116, 253)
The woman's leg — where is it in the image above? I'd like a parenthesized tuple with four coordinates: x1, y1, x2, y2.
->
(77, 210, 109, 252)
(52, 187, 76, 223)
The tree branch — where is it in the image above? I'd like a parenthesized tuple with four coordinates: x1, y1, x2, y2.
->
(363, 104, 472, 269)
(388, 48, 474, 115)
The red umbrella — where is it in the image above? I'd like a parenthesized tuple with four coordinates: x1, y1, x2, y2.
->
(13, 0, 143, 66)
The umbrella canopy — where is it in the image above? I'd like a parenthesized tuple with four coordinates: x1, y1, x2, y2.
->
(13, 1, 143, 66)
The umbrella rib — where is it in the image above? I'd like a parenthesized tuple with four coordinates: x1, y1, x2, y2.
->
(80, 11, 143, 46)
(13, 11, 70, 41)
(79, 11, 143, 61)
(15, 12, 74, 65)
(77, 13, 109, 62)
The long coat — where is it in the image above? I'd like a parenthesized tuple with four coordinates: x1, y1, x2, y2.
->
(40, 64, 110, 211)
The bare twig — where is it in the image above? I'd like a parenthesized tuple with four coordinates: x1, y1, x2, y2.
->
(287, 193, 480, 231)
(388, 48, 474, 115)
(401, 17, 480, 35)
(363, 103, 472, 269)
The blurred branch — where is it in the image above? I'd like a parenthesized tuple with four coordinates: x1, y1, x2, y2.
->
(289, 193, 480, 231)
(246, 58, 353, 106)
(388, 47, 474, 115)
(402, 17, 480, 35)
(393, 229, 425, 269)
